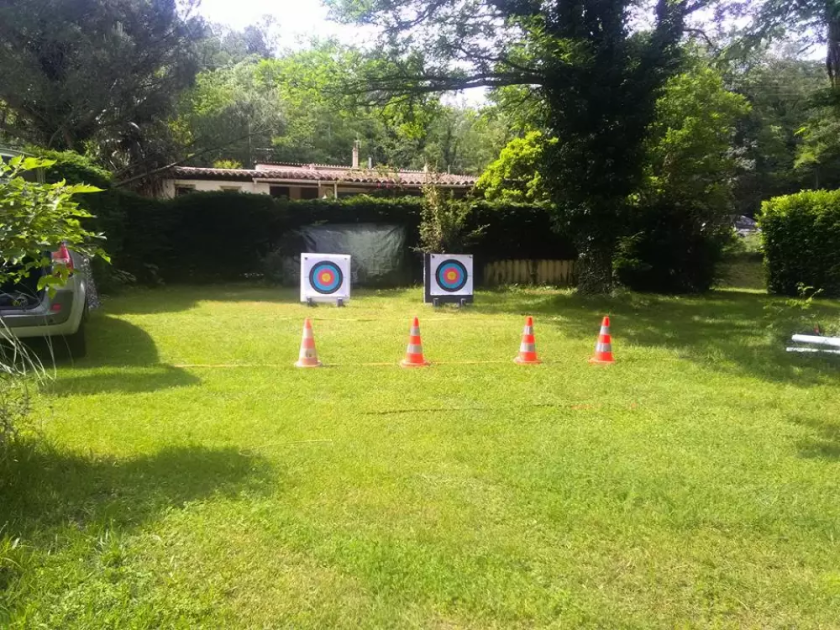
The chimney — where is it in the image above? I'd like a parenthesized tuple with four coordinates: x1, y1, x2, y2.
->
(352, 140, 360, 169)
(367, 156, 373, 169)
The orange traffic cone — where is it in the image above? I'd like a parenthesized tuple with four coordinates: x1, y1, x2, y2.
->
(400, 317, 430, 368)
(514, 316, 541, 364)
(295, 318, 322, 368)
(590, 316, 615, 364)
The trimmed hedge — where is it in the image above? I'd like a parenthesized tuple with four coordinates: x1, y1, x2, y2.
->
(38, 153, 576, 285)
(74, 190, 575, 284)
(760, 190, 840, 297)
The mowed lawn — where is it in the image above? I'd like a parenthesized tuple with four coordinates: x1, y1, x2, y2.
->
(3, 284, 840, 628)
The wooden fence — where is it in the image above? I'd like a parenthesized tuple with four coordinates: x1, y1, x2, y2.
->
(482, 259, 576, 287)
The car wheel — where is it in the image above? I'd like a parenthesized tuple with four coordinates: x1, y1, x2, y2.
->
(63, 322, 87, 358)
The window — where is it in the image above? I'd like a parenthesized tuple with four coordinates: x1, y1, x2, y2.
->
(220, 186, 242, 193)
(300, 187, 319, 200)
(270, 186, 290, 199)
(175, 185, 195, 197)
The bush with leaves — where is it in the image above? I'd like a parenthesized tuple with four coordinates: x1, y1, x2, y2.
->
(417, 179, 484, 254)
(475, 131, 553, 203)
(760, 189, 840, 297)
(616, 65, 749, 293)
(0, 156, 107, 291)
(1, 157, 103, 468)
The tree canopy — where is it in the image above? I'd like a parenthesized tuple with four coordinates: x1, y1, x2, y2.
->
(328, 0, 717, 292)
(0, 0, 204, 170)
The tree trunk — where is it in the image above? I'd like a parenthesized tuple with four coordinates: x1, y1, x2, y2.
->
(576, 244, 614, 295)
(827, 0, 840, 90)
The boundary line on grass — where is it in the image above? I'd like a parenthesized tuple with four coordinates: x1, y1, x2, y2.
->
(173, 360, 523, 368)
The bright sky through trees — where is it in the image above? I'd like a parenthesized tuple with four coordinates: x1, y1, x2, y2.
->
(197, 0, 364, 46)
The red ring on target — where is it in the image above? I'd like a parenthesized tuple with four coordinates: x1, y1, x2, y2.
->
(435, 260, 468, 292)
(309, 261, 344, 294)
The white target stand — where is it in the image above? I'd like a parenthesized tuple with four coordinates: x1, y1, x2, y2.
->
(424, 253, 474, 308)
(300, 254, 351, 307)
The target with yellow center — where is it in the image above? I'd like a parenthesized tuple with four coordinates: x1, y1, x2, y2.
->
(425, 253, 474, 304)
(301, 254, 351, 305)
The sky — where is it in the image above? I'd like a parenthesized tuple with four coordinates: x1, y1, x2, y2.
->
(196, 0, 368, 48)
(196, 0, 489, 104)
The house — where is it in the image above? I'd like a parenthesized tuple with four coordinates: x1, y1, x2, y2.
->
(160, 144, 477, 200)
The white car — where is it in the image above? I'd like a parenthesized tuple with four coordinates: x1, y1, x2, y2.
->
(0, 245, 89, 357)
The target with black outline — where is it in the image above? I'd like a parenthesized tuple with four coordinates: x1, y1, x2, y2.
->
(309, 261, 344, 295)
(425, 253, 474, 303)
(435, 260, 469, 293)
(301, 254, 351, 303)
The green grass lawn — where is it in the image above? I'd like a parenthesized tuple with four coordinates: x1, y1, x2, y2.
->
(3, 284, 840, 628)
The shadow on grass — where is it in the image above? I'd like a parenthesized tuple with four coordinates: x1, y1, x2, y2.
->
(0, 443, 275, 535)
(44, 365, 201, 397)
(790, 415, 840, 461)
(101, 284, 421, 315)
(103, 283, 300, 315)
(0, 442, 275, 613)
(473, 288, 840, 386)
(29, 315, 202, 396)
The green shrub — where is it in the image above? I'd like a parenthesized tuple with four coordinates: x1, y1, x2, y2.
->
(615, 203, 734, 294)
(417, 182, 484, 254)
(759, 190, 840, 297)
(31, 149, 112, 189)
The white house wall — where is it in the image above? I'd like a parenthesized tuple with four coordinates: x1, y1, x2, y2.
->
(160, 178, 455, 199)
(161, 179, 258, 198)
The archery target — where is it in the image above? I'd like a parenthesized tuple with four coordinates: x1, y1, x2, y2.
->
(310, 261, 343, 294)
(301, 254, 351, 302)
(427, 254, 474, 299)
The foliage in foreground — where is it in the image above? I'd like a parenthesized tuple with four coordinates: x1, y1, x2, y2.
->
(760, 189, 840, 297)
(0, 157, 106, 290)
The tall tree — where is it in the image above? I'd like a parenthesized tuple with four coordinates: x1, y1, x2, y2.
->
(0, 0, 204, 167)
(173, 60, 285, 168)
(329, 0, 714, 293)
(617, 63, 749, 293)
(724, 0, 840, 89)
(726, 55, 828, 212)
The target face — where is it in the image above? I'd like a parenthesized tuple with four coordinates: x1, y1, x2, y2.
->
(301, 254, 351, 303)
(426, 253, 474, 300)
(435, 260, 469, 292)
(309, 262, 344, 295)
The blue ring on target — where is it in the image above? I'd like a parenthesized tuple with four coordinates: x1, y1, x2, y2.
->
(309, 261, 344, 295)
(435, 260, 468, 293)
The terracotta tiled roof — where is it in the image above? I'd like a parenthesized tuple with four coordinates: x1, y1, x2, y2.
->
(170, 163, 477, 187)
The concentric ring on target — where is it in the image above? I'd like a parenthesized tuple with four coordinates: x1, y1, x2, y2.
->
(309, 261, 344, 295)
(435, 260, 469, 292)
